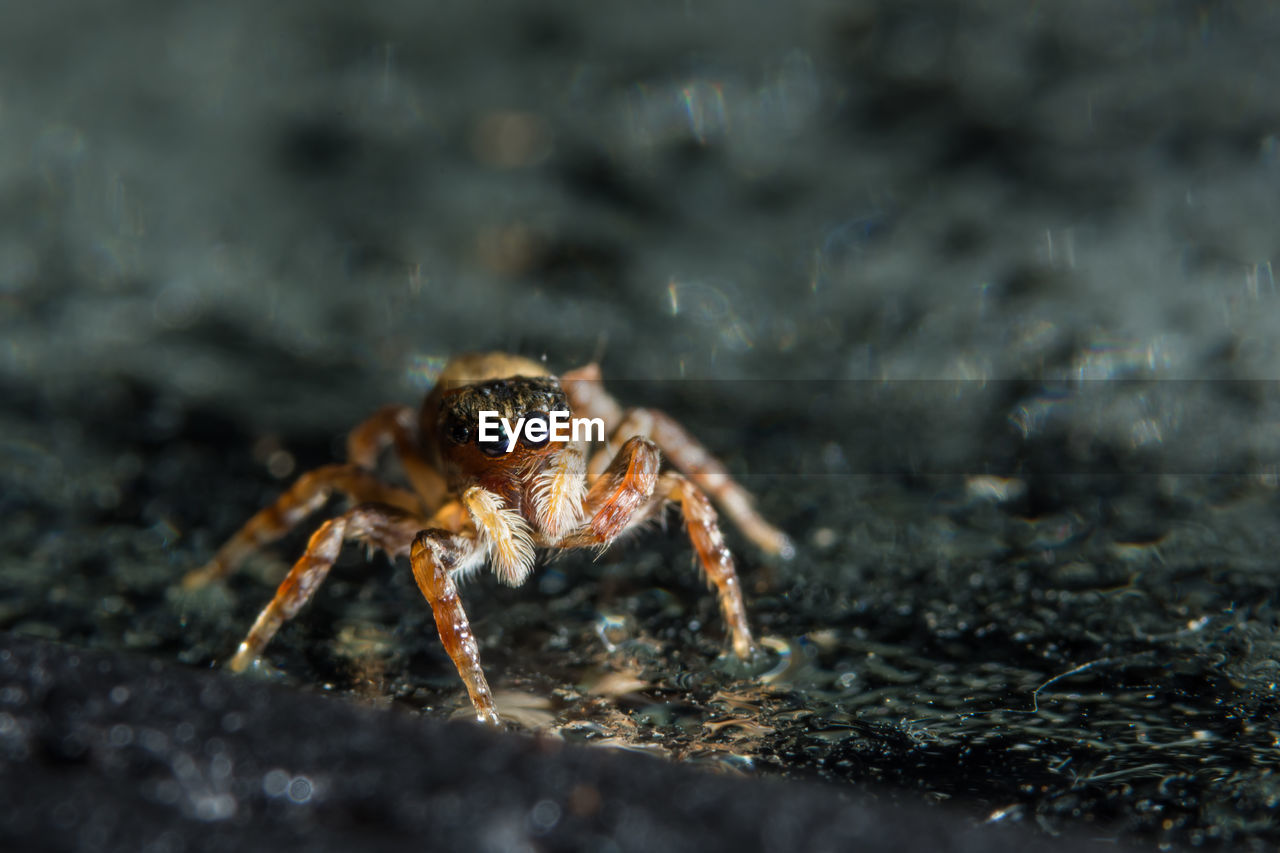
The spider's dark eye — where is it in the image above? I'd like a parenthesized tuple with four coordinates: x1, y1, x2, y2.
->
(477, 432, 508, 456)
(522, 411, 550, 449)
(448, 420, 470, 445)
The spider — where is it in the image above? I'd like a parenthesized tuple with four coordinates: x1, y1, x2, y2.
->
(183, 352, 792, 725)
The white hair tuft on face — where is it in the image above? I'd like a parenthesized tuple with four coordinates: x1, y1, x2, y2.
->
(532, 442, 587, 541)
(462, 485, 536, 587)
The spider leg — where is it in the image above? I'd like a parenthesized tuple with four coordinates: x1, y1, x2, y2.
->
(560, 362, 623, 427)
(345, 404, 413, 468)
(562, 364, 792, 559)
(560, 437, 755, 659)
(346, 404, 448, 513)
(226, 503, 426, 672)
(410, 528, 499, 725)
(183, 464, 422, 589)
(560, 435, 661, 547)
(654, 470, 755, 659)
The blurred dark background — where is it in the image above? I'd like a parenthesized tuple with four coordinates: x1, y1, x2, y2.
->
(5, 0, 1280, 849)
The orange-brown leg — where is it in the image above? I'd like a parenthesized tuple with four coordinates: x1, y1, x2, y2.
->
(560, 362, 623, 428)
(346, 404, 448, 512)
(409, 528, 498, 725)
(346, 404, 414, 468)
(226, 503, 426, 672)
(563, 366, 792, 558)
(560, 436, 661, 547)
(655, 471, 755, 659)
(561, 437, 755, 659)
(184, 464, 423, 589)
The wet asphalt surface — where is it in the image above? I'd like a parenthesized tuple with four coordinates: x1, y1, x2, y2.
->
(5, 1, 1280, 850)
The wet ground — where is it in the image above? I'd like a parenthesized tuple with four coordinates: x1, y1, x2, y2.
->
(5, 0, 1280, 850)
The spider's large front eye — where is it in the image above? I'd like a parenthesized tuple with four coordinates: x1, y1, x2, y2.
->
(447, 420, 470, 445)
(477, 431, 508, 457)
(522, 411, 550, 449)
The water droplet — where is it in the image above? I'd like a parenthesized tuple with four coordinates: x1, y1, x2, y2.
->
(287, 776, 314, 804)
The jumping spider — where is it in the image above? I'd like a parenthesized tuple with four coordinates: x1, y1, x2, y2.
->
(184, 352, 791, 725)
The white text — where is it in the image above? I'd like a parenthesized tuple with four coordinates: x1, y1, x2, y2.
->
(477, 410, 605, 452)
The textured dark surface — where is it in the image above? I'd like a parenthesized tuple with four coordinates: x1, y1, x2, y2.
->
(5, 0, 1280, 849)
(0, 633, 1095, 853)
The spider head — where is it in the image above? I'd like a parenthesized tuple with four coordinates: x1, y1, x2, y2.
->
(429, 375, 571, 492)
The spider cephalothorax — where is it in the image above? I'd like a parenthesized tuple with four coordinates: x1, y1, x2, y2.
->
(432, 375, 574, 498)
(184, 352, 791, 726)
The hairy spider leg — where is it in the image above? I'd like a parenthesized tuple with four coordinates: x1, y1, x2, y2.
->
(560, 436, 755, 659)
(183, 464, 423, 589)
(346, 404, 448, 511)
(655, 470, 755, 659)
(410, 527, 498, 725)
(561, 364, 793, 559)
(560, 435, 660, 547)
(226, 503, 427, 672)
